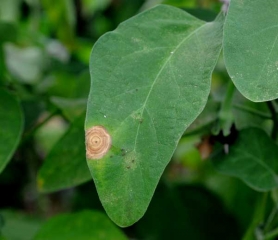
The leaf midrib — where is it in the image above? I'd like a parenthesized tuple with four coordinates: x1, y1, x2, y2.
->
(133, 22, 211, 152)
(124, 22, 213, 202)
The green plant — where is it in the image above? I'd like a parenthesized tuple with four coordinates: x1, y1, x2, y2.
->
(1, 0, 278, 239)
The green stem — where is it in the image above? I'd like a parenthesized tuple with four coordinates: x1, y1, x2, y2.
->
(213, 81, 235, 136)
(222, 81, 235, 112)
(267, 101, 278, 140)
(264, 206, 278, 233)
(182, 120, 215, 137)
(30, 0, 41, 32)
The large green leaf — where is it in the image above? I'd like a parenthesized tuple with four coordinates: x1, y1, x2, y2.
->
(33, 210, 127, 240)
(0, 89, 23, 174)
(37, 114, 91, 193)
(213, 128, 278, 191)
(224, 0, 278, 102)
(86, 5, 223, 226)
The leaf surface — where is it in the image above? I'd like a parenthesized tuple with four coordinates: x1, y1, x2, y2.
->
(0, 89, 23, 174)
(213, 128, 278, 191)
(224, 0, 278, 101)
(86, 5, 223, 226)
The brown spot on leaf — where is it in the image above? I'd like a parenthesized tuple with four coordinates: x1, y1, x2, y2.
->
(86, 126, 111, 160)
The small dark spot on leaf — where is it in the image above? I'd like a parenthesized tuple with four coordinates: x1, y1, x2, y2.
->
(139, 118, 143, 124)
(121, 148, 128, 156)
(136, 88, 138, 92)
(131, 159, 135, 163)
(110, 155, 113, 158)
(127, 166, 130, 169)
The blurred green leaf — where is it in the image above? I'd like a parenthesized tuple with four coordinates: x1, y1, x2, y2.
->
(33, 210, 128, 240)
(50, 97, 86, 122)
(0, 22, 17, 43)
(38, 114, 91, 193)
(0, 0, 21, 22)
(136, 184, 240, 240)
(242, 193, 270, 240)
(213, 128, 278, 191)
(232, 91, 272, 133)
(0, 89, 23, 174)
(46, 71, 90, 98)
(185, 8, 217, 22)
(163, 0, 195, 7)
(4, 44, 46, 84)
(21, 99, 45, 131)
(35, 115, 68, 154)
(203, 164, 262, 233)
(81, 0, 111, 16)
(0, 49, 5, 81)
(45, 40, 70, 63)
(224, 0, 278, 101)
(0, 213, 4, 230)
(74, 71, 91, 98)
(0, 210, 42, 240)
(41, 0, 76, 47)
(173, 135, 202, 169)
(72, 181, 103, 212)
(86, 5, 223, 226)
(74, 40, 93, 65)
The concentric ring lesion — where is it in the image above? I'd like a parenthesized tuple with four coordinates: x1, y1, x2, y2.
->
(86, 126, 112, 160)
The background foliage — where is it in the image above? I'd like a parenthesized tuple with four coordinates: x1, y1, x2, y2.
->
(0, 0, 278, 239)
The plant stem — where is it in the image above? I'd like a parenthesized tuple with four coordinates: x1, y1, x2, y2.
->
(213, 81, 235, 136)
(264, 206, 278, 233)
(267, 101, 278, 140)
(222, 81, 235, 112)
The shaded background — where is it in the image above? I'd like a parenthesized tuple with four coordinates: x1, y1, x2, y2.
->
(0, 0, 274, 239)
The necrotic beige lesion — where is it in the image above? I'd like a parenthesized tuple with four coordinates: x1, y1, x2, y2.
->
(85, 126, 112, 160)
